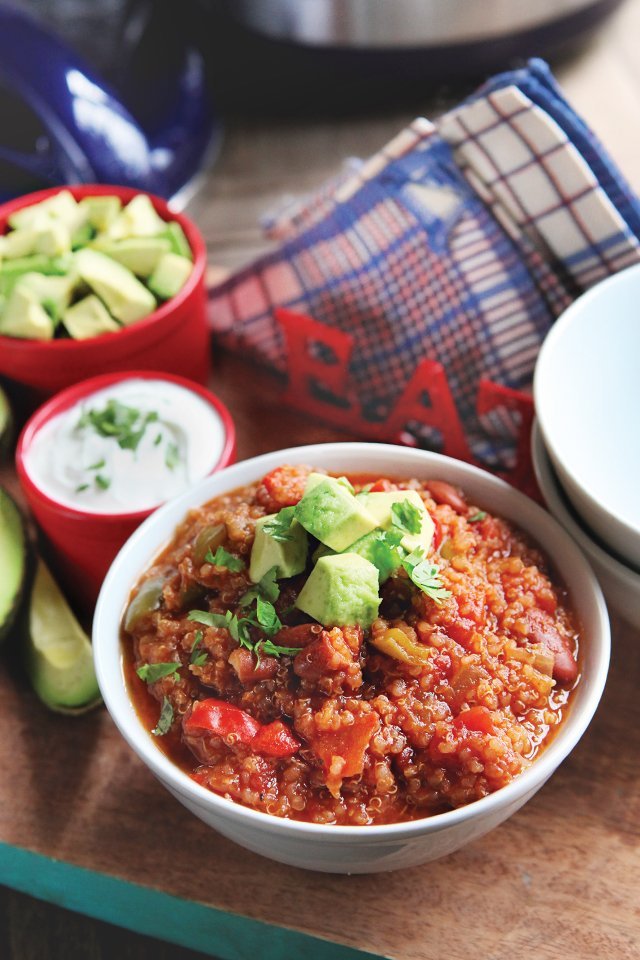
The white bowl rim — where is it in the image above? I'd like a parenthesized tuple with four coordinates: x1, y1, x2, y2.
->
(531, 420, 640, 589)
(533, 263, 640, 543)
(94, 441, 610, 842)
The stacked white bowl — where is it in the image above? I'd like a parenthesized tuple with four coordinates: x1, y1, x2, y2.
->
(533, 263, 640, 629)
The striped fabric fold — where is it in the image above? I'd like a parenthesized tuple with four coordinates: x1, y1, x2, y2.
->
(208, 59, 640, 471)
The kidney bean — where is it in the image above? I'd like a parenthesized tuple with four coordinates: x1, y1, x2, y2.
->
(525, 609, 578, 685)
(426, 480, 468, 514)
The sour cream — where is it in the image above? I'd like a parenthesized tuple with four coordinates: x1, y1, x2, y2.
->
(25, 379, 227, 514)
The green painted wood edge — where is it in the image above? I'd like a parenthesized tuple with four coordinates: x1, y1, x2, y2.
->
(0, 842, 384, 960)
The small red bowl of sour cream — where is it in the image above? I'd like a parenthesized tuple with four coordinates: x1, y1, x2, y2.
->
(16, 370, 236, 609)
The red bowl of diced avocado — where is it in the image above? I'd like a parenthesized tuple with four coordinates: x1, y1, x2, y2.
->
(0, 185, 210, 396)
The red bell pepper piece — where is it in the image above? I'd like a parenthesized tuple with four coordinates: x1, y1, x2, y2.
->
(184, 698, 260, 743)
(184, 698, 300, 758)
(251, 720, 301, 758)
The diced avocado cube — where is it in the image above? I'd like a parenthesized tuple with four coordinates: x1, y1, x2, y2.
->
(107, 194, 167, 239)
(0, 228, 38, 259)
(74, 248, 156, 325)
(8, 190, 79, 230)
(79, 196, 122, 232)
(162, 222, 192, 260)
(17, 273, 76, 324)
(295, 553, 380, 628)
(71, 220, 95, 250)
(295, 476, 379, 552)
(34, 221, 71, 258)
(0, 286, 54, 340)
(249, 514, 308, 583)
(96, 237, 171, 277)
(9, 192, 86, 242)
(359, 490, 435, 554)
(147, 252, 193, 300)
(0, 255, 69, 297)
(62, 295, 120, 340)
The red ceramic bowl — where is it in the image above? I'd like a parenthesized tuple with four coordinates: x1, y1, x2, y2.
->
(16, 370, 236, 610)
(0, 185, 210, 396)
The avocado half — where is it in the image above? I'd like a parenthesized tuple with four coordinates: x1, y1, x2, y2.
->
(0, 486, 29, 644)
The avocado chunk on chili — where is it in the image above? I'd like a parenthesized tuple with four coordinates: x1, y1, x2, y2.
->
(249, 514, 308, 583)
(295, 553, 380, 628)
(295, 476, 378, 552)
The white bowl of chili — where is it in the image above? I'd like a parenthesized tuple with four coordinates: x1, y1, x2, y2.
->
(93, 443, 610, 873)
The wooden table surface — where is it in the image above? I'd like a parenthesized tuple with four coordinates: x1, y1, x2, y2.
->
(2, 2, 640, 957)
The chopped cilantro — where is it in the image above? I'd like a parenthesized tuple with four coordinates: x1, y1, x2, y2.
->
(189, 630, 208, 666)
(255, 638, 300, 659)
(391, 499, 423, 535)
(78, 399, 159, 452)
(95, 474, 110, 490)
(255, 596, 282, 635)
(368, 528, 405, 580)
(75, 483, 89, 493)
(263, 506, 296, 542)
(239, 566, 280, 607)
(204, 546, 245, 572)
(136, 662, 180, 683)
(88, 458, 105, 470)
(165, 441, 180, 471)
(152, 696, 174, 736)
(401, 547, 451, 604)
(468, 511, 487, 523)
(154, 432, 163, 446)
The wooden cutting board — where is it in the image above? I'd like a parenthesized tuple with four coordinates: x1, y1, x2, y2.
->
(1, 352, 639, 960)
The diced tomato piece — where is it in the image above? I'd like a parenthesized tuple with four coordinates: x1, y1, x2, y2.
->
(312, 710, 379, 794)
(260, 466, 309, 508)
(369, 478, 394, 492)
(453, 706, 495, 734)
(251, 720, 301, 758)
(183, 698, 260, 743)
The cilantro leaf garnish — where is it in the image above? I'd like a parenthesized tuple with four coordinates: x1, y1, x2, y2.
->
(137, 662, 180, 683)
(77, 399, 159, 453)
(188, 609, 253, 649)
(95, 474, 110, 490)
(468, 511, 487, 523)
(189, 630, 208, 666)
(255, 638, 300, 659)
(239, 566, 280, 607)
(205, 546, 245, 572)
(165, 442, 180, 471)
(263, 506, 296, 542)
(88, 458, 105, 470)
(75, 483, 89, 493)
(391, 499, 423, 536)
(152, 696, 174, 736)
(401, 548, 451, 604)
(255, 596, 282, 635)
(188, 593, 291, 663)
(368, 528, 405, 581)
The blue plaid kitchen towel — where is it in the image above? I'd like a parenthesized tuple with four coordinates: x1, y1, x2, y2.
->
(208, 59, 640, 472)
